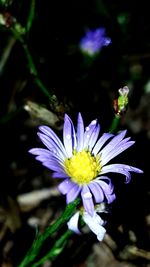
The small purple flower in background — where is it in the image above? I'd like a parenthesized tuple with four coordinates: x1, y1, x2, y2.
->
(29, 113, 143, 216)
(79, 27, 111, 56)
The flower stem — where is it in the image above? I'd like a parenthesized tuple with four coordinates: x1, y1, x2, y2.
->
(109, 114, 121, 133)
(10, 27, 53, 100)
(32, 229, 73, 267)
(17, 198, 80, 267)
(26, 0, 35, 33)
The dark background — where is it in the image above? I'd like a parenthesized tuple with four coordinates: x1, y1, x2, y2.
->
(0, 1, 149, 266)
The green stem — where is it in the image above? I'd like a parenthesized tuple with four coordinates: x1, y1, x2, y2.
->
(17, 198, 80, 267)
(32, 229, 73, 267)
(33, 215, 85, 266)
(10, 27, 52, 100)
(109, 114, 121, 133)
(26, 0, 35, 33)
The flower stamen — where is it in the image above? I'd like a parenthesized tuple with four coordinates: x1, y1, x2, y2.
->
(64, 150, 101, 185)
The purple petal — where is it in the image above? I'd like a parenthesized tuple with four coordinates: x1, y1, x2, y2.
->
(35, 155, 51, 162)
(95, 178, 115, 203)
(29, 147, 64, 163)
(95, 178, 114, 194)
(39, 126, 67, 157)
(92, 133, 114, 155)
(105, 193, 116, 203)
(42, 160, 65, 173)
(37, 133, 66, 160)
(88, 182, 104, 203)
(88, 124, 100, 151)
(76, 113, 84, 152)
(100, 130, 127, 157)
(66, 184, 81, 203)
(101, 164, 143, 174)
(58, 179, 75, 194)
(63, 114, 77, 158)
(100, 164, 132, 183)
(28, 148, 51, 156)
(101, 141, 135, 166)
(83, 119, 98, 149)
(52, 172, 70, 178)
(81, 185, 94, 216)
(128, 166, 143, 174)
(35, 151, 64, 164)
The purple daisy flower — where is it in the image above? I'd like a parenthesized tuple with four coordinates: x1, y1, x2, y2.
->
(29, 113, 143, 216)
(79, 27, 111, 56)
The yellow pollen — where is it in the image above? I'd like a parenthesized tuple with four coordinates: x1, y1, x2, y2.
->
(64, 150, 101, 185)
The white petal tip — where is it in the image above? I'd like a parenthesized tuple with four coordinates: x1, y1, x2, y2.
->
(83, 192, 92, 199)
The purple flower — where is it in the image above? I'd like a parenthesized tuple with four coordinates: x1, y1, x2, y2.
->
(79, 28, 111, 56)
(29, 113, 143, 216)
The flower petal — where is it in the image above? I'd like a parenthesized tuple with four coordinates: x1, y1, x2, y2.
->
(29, 148, 64, 164)
(100, 130, 127, 157)
(95, 178, 115, 203)
(35, 154, 64, 165)
(67, 212, 81, 234)
(66, 184, 81, 203)
(37, 133, 66, 160)
(88, 182, 104, 203)
(81, 185, 94, 216)
(101, 164, 143, 174)
(101, 141, 135, 166)
(83, 119, 98, 149)
(63, 114, 77, 158)
(42, 160, 65, 173)
(92, 133, 114, 155)
(28, 148, 51, 156)
(83, 211, 106, 241)
(105, 193, 116, 203)
(58, 179, 75, 194)
(39, 126, 67, 157)
(88, 124, 100, 151)
(95, 177, 114, 194)
(35, 155, 51, 162)
(100, 164, 132, 183)
(52, 172, 70, 179)
(76, 113, 84, 152)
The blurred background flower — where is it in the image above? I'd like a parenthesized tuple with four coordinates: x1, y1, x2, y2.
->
(79, 27, 111, 56)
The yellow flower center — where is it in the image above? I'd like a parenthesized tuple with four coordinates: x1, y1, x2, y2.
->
(64, 150, 101, 185)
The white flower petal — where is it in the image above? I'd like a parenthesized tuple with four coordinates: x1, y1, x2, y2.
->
(83, 211, 106, 241)
(67, 211, 81, 234)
